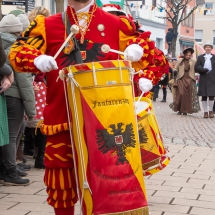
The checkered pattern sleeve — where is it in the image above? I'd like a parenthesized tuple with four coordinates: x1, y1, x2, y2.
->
(8, 15, 47, 73)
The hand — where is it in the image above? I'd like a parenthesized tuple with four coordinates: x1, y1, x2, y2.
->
(138, 78, 153, 93)
(34, 55, 58, 73)
(160, 77, 164, 81)
(7, 72, 14, 84)
(33, 83, 40, 93)
(202, 68, 209, 73)
(124, 44, 144, 62)
(0, 76, 11, 93)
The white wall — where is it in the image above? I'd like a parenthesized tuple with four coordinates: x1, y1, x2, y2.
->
(143, 25, 166, 51)
(127, 0, 166, 24)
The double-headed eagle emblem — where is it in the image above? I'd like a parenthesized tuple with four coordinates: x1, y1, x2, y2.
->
(96, 123, 136, 165)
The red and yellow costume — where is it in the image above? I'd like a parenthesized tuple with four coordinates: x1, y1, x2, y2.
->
(9, 4, 153, 215)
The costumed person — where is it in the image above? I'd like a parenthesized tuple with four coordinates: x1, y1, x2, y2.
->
(0, 14, 35, 186)
(9, 0, 153, 214)
(165, 28, 178, 53)
(0, 36, 14, 184)
(102, 4, 168, 98)
(168, 58, 177, 102)
(170, 48, 200, 115)
(24, 6, 50, 169)
(195, 41, 215, 118)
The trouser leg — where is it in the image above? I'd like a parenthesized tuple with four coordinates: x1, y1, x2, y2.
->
(163, 87, 167, 100)
(43, 131, 78, 212)
(2, 97, 24, 169)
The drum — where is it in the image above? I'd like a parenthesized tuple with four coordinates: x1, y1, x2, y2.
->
(64, 60, 149, 215)
(135, 97, 170, 176)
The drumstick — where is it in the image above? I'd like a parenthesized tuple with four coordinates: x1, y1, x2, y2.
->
(101, 44, 127, 56)
(54, 25, 79, 60)
(135, 91, 144, 109)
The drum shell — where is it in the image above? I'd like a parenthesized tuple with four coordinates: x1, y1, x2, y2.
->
(66, 60, 149, 215)
(136, 97, 170, 176)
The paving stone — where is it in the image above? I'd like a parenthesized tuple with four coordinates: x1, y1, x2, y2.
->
(3, 194, 47, 204)
(172, 198, 215, 210)
(154, 190, 198, 200)
(0, 210, 30, 215)
(11, 202, 53, 212)
(189, 207, 215, 215)
(148, 203, 190, 214)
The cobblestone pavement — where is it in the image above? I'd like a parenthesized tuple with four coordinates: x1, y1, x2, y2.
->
(154, 89, 215, 147)
(1, 90, 215, 215)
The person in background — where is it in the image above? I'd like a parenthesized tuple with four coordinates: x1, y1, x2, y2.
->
(170, 47, 200, 115)
(28, 6, 51, 22)
(0, 14, 35, 186)
(23, 6, 50, 168)
(0, 37, 14, 184)
(195, 41, 215, 118)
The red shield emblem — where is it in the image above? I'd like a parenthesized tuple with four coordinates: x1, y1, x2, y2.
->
(115, 135, 123, 145)
(81, 51, 86, 60)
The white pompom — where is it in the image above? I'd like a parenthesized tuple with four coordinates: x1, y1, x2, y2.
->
(101, 44, 110, 53)
(70, 25, 79, 34)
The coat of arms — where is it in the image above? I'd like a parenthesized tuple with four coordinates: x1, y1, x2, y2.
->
(96, 123, 136, 165)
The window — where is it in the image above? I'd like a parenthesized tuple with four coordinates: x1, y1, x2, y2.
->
(152, 0, 157, 7)
(182, 12, 193, 27)
(195, 30, 203, 43)
(50, 0, 56, 14)
(213, 31, 215, 45)
(204, 2, 214, 15)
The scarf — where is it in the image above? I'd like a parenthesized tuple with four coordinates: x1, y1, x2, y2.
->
(204, 54, 212, 72)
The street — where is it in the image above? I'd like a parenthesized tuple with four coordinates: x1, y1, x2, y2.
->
(1, 89, 215, 215)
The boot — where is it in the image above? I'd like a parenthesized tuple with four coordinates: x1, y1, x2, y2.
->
(16, 165, 28, 177)
(204, 112, 209, 118)
(33, 146, 38, 159)
(34, 129, 46, 169)
(3, 166, 30, 186)
(161, 87, 167, 102)
(17, 162, 31, 171)
(209, 111, 214, 118)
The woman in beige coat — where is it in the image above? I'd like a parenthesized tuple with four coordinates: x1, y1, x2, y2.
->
(170, 48, 200, 115)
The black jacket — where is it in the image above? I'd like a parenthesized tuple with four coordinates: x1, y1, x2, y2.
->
(195, 54, 215, 96)
(0, 64, 13, 83)
(0, 37, 6, 68)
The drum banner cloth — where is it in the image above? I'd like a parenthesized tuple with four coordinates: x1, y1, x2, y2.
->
(79, 84, 148, 215)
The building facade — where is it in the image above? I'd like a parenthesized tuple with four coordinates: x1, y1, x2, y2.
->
(165, 0, 196, 56)
(127, 0, 167, 52)
(195, 0, 215, 47)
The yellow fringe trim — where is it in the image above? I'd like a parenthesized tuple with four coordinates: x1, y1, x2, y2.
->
(40, 122, 70, 135)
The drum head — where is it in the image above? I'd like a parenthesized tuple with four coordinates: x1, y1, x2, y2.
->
(135, 101, 149, 115)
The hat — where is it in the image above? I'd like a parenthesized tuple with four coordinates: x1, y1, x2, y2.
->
(183, 47, 194, 55)
(203, 40, 213, 49)
(0, 14, 22, 33)
(9, 10, 24, 17)
(102, 4, 127, 16)
(17, 14, 30, 31)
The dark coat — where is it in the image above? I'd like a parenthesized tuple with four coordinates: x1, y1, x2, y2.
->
(195, 54, 215, 96)
(0, 37, 6, 68)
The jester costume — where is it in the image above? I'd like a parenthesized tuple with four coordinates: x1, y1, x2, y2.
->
(9, 3, 157, 215)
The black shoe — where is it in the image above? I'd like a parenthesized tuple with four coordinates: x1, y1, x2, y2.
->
(17, 162, 31, 171)
(3, 166, 30, 186)
(16, 165, 28, 177)
(22, 157, 27, 163)
(161, 99, 166, 102)
(177, 112, 182, 115)
(34, 129, 46, 169)
(183, 113, 187, 115)
(35, 157, 45, 169)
